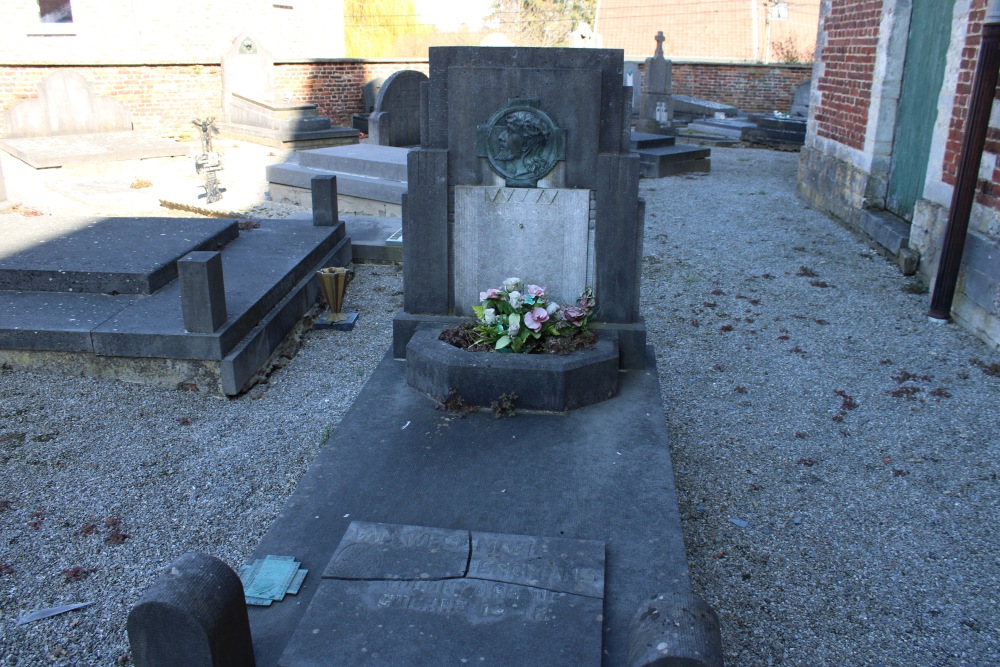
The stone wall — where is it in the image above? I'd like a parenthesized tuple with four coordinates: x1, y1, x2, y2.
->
(1, 60, 808, 138)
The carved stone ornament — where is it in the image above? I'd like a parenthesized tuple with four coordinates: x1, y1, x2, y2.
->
(476, 99, 566, 187)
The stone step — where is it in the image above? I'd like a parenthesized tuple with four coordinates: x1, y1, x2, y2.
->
(636, 145, 711, 178)
(630, 131, 676, 150)
(297, 144, 409, 181)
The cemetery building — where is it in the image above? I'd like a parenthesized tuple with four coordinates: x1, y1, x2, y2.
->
(799, 0, 1000, 348)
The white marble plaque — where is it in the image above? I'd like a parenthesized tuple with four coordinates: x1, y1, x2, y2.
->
(453, 186, 593, 316)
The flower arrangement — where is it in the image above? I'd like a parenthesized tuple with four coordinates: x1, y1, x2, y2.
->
(459, 277, 596, 353)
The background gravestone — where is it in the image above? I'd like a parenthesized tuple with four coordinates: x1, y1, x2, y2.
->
(637, 32, 674, 134)
(368, 70, 428, 147)
(220, 33, 277, 122)
(3, 71, 132, 138)
(395, 46, 646, 369)
(791, 78, 812, 117)
(624, 61, 642, 118)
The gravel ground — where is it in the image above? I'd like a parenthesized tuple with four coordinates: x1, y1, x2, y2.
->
(1, 146, 998, 666)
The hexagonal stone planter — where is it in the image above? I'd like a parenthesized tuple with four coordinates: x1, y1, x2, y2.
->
(405, 324, 619, 412)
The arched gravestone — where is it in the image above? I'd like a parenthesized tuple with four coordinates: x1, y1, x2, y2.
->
(368, 70, 428, 147)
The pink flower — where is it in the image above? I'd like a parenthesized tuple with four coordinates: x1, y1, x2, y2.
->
(526, 284, 546, 298)
(524, 307, 549, 332)
(479, 288, 502, 302)
(561, 305, 586, 326)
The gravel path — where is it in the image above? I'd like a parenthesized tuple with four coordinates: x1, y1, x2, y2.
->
(1, 146, 998, 666)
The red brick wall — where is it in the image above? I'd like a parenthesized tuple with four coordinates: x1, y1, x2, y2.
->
(1, 60, 801, 138)
(670, 63, 811, 114)
(941, 0, 1000, 211)
(812, 0, 882, 150)
(274, 61, 428, 127)
(0, 65, 222, 138)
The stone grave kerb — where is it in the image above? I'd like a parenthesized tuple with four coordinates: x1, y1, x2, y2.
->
(393, 46, 647, 370)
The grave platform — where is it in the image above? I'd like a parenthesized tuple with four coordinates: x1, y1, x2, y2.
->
(0, 215, 351, 394)
(0, 131, 186, 169)
(267, 144, 408, 216)
(246, 348, 698, 666)
(630, 131, 711, 178)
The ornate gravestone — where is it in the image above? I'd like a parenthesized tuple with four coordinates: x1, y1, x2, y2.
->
(395, 46, 647, 372)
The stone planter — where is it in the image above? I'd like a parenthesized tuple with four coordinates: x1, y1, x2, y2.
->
(405, 324, 619, 412)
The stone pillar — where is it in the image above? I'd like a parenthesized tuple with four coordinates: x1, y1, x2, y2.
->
(311, 175, 339, 227)
(177, 252, 228, 333)
(127, 552, 255, 667)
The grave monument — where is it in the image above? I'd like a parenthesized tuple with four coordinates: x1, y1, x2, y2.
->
(218, 34, 356, 150)
(127, 47, 722, 667)
(395, 46, 647, 374)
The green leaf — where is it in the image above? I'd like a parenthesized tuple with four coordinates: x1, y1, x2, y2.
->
(473, 305, 484, 319)
(496, 335, 511, 349)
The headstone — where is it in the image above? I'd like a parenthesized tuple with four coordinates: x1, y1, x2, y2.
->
(637, 31, 674, 134)
(791, 78, 812, 117)
(368, 70, 428, 147)
(127, 552, 255, 667)
(279, 522, 606, 666)
(218, 34, 356, 149)
(395, 46, 646, 368)
(3, 71, 133, 138)
(220, 34, 277, 122)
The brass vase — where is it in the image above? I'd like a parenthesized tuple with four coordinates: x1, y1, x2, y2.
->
(317, 267, 349, 322)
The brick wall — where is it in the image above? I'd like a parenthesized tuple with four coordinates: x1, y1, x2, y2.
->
(941, 0, 1000, 211)
(812, 0, 882, 150)
(274, 62, 429, 127)
(1, 60, 802, 138)
(671, 63, 812, 114)
(0, 65, 222, 137)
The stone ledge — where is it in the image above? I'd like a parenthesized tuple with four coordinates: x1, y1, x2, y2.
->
(405, 324, 619, 412)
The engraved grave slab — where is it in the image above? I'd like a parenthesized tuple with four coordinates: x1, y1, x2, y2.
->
(279, 521, 606, 666)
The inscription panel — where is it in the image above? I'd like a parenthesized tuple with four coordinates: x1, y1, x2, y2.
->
(469, 531, 604, 599)
(323, 521, 469, 580)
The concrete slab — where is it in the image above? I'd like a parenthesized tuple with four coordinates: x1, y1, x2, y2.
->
(0, 131, 185, 169)
(0, 217, 239, 294)
(245, 348, 692, 666)
(0, 291, 139, 351)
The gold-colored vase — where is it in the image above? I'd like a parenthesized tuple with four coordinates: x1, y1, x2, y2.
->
(317, 267, 349, 322)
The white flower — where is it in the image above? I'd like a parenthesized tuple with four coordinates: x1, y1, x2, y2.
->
(508, 291, 524, 309)
(484, 308, 496, 325)
(503, 277, 522, 293)
(545, 302, 560, 316)
(508, 313, 521, 337)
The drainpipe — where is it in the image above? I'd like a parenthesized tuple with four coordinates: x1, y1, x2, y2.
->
(928, 0, 1000, 322)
